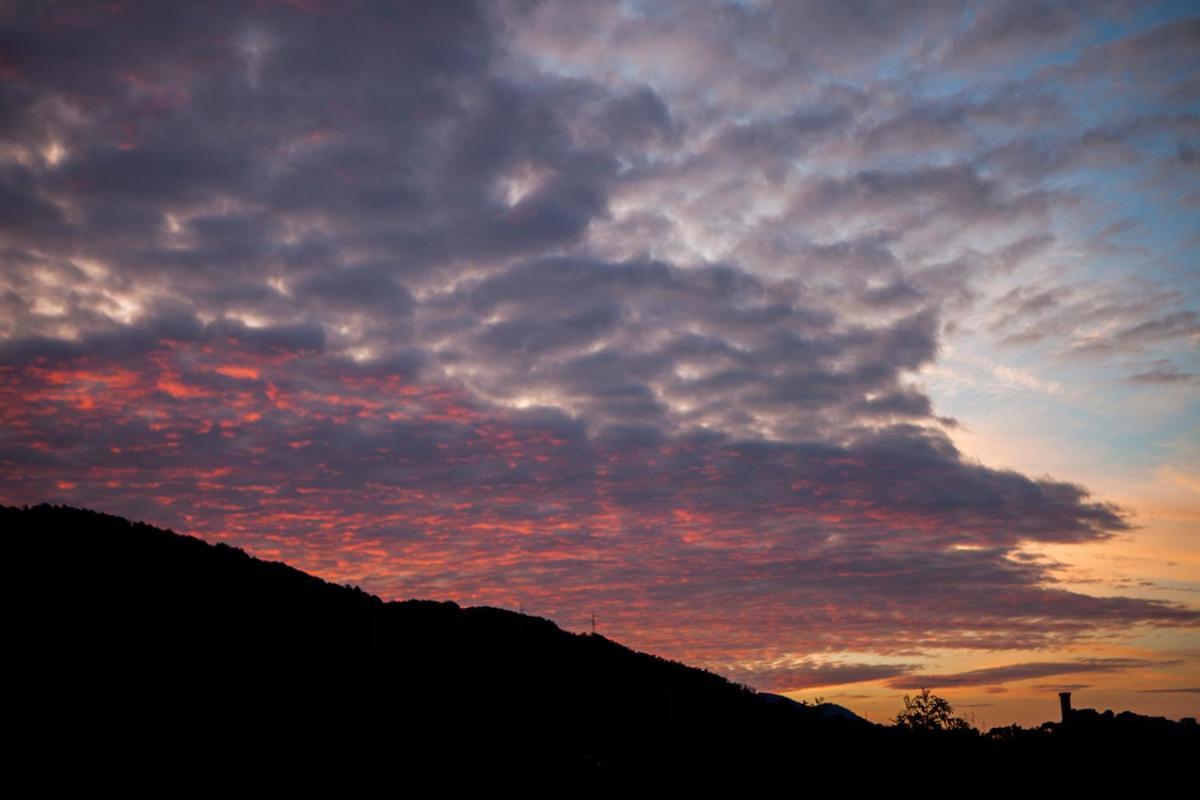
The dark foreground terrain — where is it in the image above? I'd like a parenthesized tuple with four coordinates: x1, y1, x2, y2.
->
(6, 504, 1195, 786)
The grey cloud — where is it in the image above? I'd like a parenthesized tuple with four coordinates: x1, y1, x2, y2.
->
(419, 256, 941, 436)
(501, 0, 961, 103)
(1125, 362, 1200, 385)
(858, 84, 1064, 157)
(0, 165, 68, 239)
(1072, 310, 1200, 356)
(936, 0, 1086, 68)
(716, 106, 856, 168)
(990, 279, 1195, 358)
(0, 0, 635, 306)
(860, 281, 926, 309)
(1112, 311, 1200, 346)
(295, 265, 415, 312)
(0, 312, 323, 366)
(1055, 16, 1200, 89)
(211, 319, 326, 354)
(991, 284, 1075, 334)
(976, 127, 1143, 182)
(791, 165, 1055, 240)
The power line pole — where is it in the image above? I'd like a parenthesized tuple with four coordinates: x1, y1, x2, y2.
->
(590, 610, 596, 635)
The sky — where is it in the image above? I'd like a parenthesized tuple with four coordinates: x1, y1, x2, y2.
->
(1, 0, 1197, 727)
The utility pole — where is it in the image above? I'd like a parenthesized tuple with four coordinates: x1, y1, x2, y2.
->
(590, 611, 596, 635)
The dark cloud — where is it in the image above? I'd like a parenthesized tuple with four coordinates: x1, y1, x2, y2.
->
(935, 0, 1088, 69)
(1125, 361, 1200, 386)
(887, 658, 1178, 689)
(728, 661, 919, 692)
(295, 265, 415, 313)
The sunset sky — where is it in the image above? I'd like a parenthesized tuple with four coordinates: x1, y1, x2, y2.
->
(1, 0, 1197, 727)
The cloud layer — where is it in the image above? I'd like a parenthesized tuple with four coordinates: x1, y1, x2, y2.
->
(1, 1, 1197, 686)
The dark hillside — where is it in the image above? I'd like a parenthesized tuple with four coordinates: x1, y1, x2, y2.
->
(7, 504, 1195, 786)
(6, 504, 868, 780)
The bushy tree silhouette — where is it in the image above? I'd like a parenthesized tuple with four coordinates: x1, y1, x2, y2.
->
(893, 688, 972, 732)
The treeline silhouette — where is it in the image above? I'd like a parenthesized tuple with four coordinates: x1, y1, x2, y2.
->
(7, 504, 1195, 786)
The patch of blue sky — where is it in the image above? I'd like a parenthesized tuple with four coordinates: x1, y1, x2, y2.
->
(929, 345, 1187, 479)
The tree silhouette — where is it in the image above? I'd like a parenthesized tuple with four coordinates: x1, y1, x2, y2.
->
(893, 688, 972, 732)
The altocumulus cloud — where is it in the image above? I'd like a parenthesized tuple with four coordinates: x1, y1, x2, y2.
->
(0, 0, 1197, 678)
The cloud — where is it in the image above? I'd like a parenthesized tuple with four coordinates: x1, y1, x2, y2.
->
(1072, 311, 1200, 356)
(1125, 361, 1200, 386)
(727, 660, 919, 692)
(1053, 16, 1200, 93)
(419, 256, 943, 437)
(936, 1, 1084, 68)
(887, 658, 1179, 689)
(4, 331, 1194, 671)
(0, 0, 1197, 685)
(989, 279, 1198, 362)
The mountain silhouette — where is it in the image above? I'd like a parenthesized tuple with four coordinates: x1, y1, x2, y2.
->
(7, 504, 872, 781)
(7, 504, 1195, 786)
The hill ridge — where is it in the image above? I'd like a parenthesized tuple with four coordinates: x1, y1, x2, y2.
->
(7, 502, 1195, 784)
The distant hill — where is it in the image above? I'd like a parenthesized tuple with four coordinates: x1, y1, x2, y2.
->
(6, 504, 1195, 785)
(759, 693, 867, 723)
